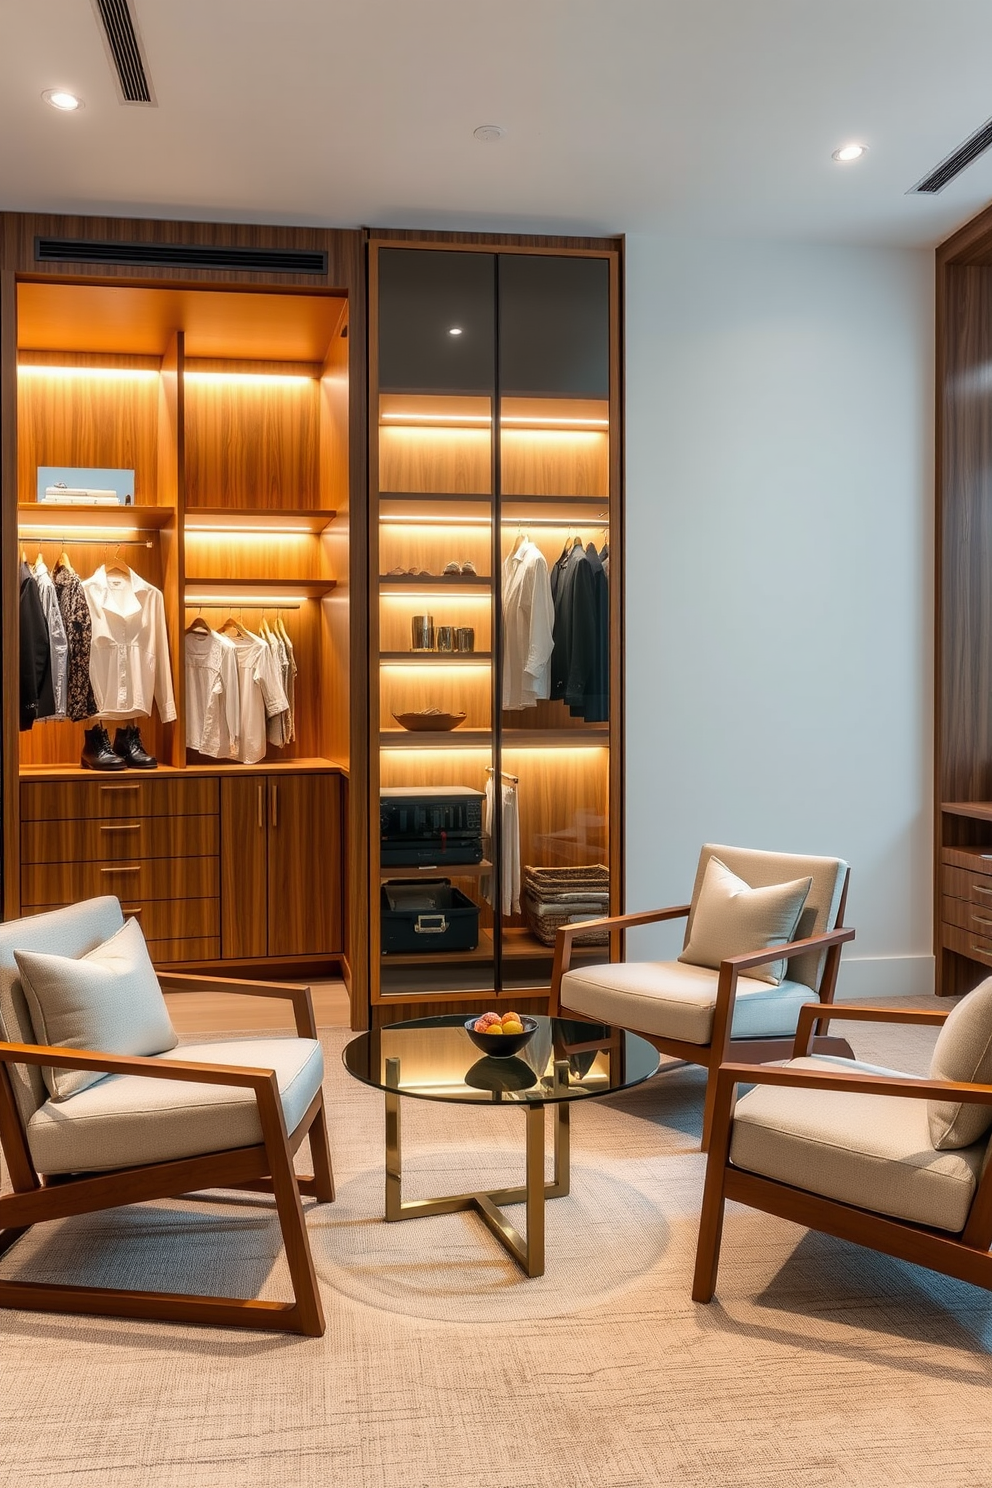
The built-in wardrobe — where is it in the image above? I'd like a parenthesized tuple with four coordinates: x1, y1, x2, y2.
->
(0, 214, 624, 1028)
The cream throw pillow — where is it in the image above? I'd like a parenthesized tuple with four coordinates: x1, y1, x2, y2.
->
(14, 917, 179, 1101)
(678, 856, 812, 986)
(928, 977, 992, 1150)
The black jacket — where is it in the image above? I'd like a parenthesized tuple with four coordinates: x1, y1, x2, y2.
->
(550, 542, 609, 722)
(20, 561, 54, 730)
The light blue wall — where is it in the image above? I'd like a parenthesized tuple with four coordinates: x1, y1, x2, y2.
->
(623, 235, 934, 996)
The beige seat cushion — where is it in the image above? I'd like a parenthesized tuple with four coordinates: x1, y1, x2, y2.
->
(14, 917, 178, 1101)
(730, 1055, 987, 1232)
(928, 977, 992, 1150)
(560, 959, 815, 1044)
(27, 1038, 323, 1176)
(678, 856, 811, 986)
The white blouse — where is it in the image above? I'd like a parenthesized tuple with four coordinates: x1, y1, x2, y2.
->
(82, 566, 176, 723)
(501, 540, 555, 710)
(185, 628, 240, 759)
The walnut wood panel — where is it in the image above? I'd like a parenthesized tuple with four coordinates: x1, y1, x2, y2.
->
(378, 746, 493, 794)
(17, 356, 165, 506)
(2, 268, 20, 917)
(500, 429, 608, 499)
(21, 854, 219, 907)
(158, 331, 184, 768)
(941, 920, 992, 974)
(147, 936, 221, 964)
(184, 529, 334, 582)
(220, 775, 268, 959)
(320, 303, 350, 513)
(378, 428, 491, 494)
(379, 592, 492, 652)
(941, 895, 992, 935)
(184, 368, 321, 509)
(380, 661, 492, 729)
(267, 774, 343, 956)
(20, 774, 218, 820)
(21, 812, 219, 865)
(20, 897, 220, 940)
(378, 523, 492, 580)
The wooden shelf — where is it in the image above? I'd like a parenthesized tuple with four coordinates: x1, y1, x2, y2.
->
(942, 802, 992, 822)
(19, 756, 347, 782)
(18, 503, 174, 532)
(502, 729, 609, 747)
(380, 651, 490, 663)
(379, 927, 605, 967)
(379, 574, 491, 589)
(380, 730, 492, 748)
(185, 508, 336, 534)
(380, 860, 493, 881)
(184, 578, 336, 600)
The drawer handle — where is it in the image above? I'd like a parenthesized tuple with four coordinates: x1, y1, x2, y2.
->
(99, 785, 140, 794)
(99, 865, 141, 875)
(973, 913, 992, 927)
(100, 823, 141, 833)
(974, 884, 992, 896)
(258, 783, 264, 830)
(122, 905, 144, 917)
(271, 782, 278, 829)
(971, 943, 992, 955)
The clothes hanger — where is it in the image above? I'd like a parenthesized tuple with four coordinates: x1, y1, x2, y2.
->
(276, 613, 291, 644)
(186, 605, 211, 635)
(104, 543, 130, 579)
(510, 523, 526, 557)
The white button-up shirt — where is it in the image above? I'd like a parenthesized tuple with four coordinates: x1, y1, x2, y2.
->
(82, 566, 177, 722)
(501, 539, 555, 710)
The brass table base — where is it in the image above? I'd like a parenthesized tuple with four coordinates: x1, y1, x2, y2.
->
(383, 1057, 570, 1278)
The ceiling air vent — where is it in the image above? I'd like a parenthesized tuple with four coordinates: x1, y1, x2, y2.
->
(91, 0, 155, 105)
(911, 115, 992, 194)
(34, 238, 329, 276)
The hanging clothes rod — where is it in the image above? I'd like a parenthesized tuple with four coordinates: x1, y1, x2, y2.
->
(486, 765, 519, 784)
(22, 536, 154, 548)
(184, 600, 302, 610)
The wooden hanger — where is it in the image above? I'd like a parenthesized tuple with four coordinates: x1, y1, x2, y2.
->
(219, 612, 250, 640)
(510, 528, 526, 557)
(276, 614, 291, 644)
(104, 544, 130, 579)
(186, 607, 211, 635)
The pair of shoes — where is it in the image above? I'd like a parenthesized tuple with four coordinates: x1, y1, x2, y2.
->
(442, 560, 478, 576)
(80, 724, 158, 771)
(385, 567, 431, 578)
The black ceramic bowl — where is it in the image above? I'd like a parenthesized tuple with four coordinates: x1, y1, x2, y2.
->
(464, 1014, 539, 1058)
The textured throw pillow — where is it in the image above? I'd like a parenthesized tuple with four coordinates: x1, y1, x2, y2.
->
(928, 977, 992, 1150)
(14, 916, 179, 1101)
(678, 856, 812, 986)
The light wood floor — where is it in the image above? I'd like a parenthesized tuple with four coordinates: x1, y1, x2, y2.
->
(164, 979, 351, 1034)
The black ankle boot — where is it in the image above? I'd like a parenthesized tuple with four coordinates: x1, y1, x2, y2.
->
(81, 725, 127, 771)
(112, 724, 158, 769)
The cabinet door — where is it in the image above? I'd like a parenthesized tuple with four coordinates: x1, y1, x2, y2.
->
(220, 776, 268, 960)
(266, 774, 342, 957)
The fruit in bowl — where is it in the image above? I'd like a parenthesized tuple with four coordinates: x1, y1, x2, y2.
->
(465, 1011, 539, 1057)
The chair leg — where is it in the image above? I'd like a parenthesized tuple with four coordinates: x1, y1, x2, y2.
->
(701, 1060, 721, 1152)
(692, 1068, 737, 1302)
(307, 1097, 335, 1204)
(261, 1113, 326, 1337)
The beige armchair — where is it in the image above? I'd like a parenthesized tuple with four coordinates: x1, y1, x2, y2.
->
(549, 844, 855, 1147)
(0, 897, 333, 1336)
(693, 993, 992, 1303)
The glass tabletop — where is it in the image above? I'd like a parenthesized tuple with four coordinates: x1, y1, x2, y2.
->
(342, 1015, 660, 1106)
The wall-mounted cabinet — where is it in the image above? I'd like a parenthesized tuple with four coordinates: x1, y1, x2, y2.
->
(367, 235, 623, 1012)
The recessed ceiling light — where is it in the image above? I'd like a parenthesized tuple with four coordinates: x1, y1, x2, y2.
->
(473, 124, 505, 143)
(832, 143, 868, 163)
(448, 327, 463, 336)
(43, 89, 83, 111)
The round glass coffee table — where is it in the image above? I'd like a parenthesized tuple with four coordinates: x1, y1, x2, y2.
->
(343, 1014, 660, 1278)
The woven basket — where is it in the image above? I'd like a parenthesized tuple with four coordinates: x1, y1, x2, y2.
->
(523, 865, 610, 947)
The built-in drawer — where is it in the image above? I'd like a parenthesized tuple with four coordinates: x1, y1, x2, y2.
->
(942, 920, 992, 970)
(21, 855, 219, 907)
(21, 814, 219, 865)
(20, 776, 218, 822)
(20, 898, 220, 941)
(942, 865, 992, 905)
(146, 936, 221, 964)
(942, 895, 992, 935)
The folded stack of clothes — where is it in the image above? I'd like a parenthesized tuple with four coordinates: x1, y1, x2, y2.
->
(522, 864, 610, 946)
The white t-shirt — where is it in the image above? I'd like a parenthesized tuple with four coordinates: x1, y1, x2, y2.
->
(227, 630, 289, 764)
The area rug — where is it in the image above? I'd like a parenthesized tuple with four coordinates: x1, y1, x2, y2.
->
(2, 1018, 992, 1488)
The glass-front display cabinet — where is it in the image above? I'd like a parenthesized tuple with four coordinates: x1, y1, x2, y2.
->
(369, 237, 622, 1007)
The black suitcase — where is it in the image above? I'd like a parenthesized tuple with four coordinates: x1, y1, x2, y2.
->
(380, 879, 480, 955)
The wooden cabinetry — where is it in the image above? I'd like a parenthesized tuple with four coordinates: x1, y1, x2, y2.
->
(368, 232, 623, 1015)
(220, 771, 343, 960)
(0, 212, 363, 998)
(934, 204, 992, 994)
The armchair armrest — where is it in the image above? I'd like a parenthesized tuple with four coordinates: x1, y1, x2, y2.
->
(156, 971, 317, 1039)
(714, 1059, 992, 1106)
(0, 1039, 279, 1095)
(549, 903, 691, 1012)
(794, 1000, 949, 1056)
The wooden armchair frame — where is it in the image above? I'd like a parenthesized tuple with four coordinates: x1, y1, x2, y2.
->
(549, 880, 856, 1148)
(0, 972, 334, 1337)
(692, 1002, 992, 1303)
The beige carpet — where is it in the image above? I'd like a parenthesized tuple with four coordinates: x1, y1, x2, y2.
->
(2, 1010, 992, 1487)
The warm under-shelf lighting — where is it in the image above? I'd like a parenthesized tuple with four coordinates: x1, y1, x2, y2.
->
(185, 525, 314, 537)
(18, 364, 158, 380)
(381, 411, 491, 426)
(379, 514, 492, 526)
(185, 371, 315, 387)
(185, 592, 311, 606)
(20, 526, 149, 541)
(379, 411, 609, 430)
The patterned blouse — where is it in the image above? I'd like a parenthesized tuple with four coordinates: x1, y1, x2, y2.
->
(54, 563, 98, 722)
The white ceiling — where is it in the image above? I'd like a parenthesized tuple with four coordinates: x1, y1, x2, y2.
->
(3, 0, 992, 247)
